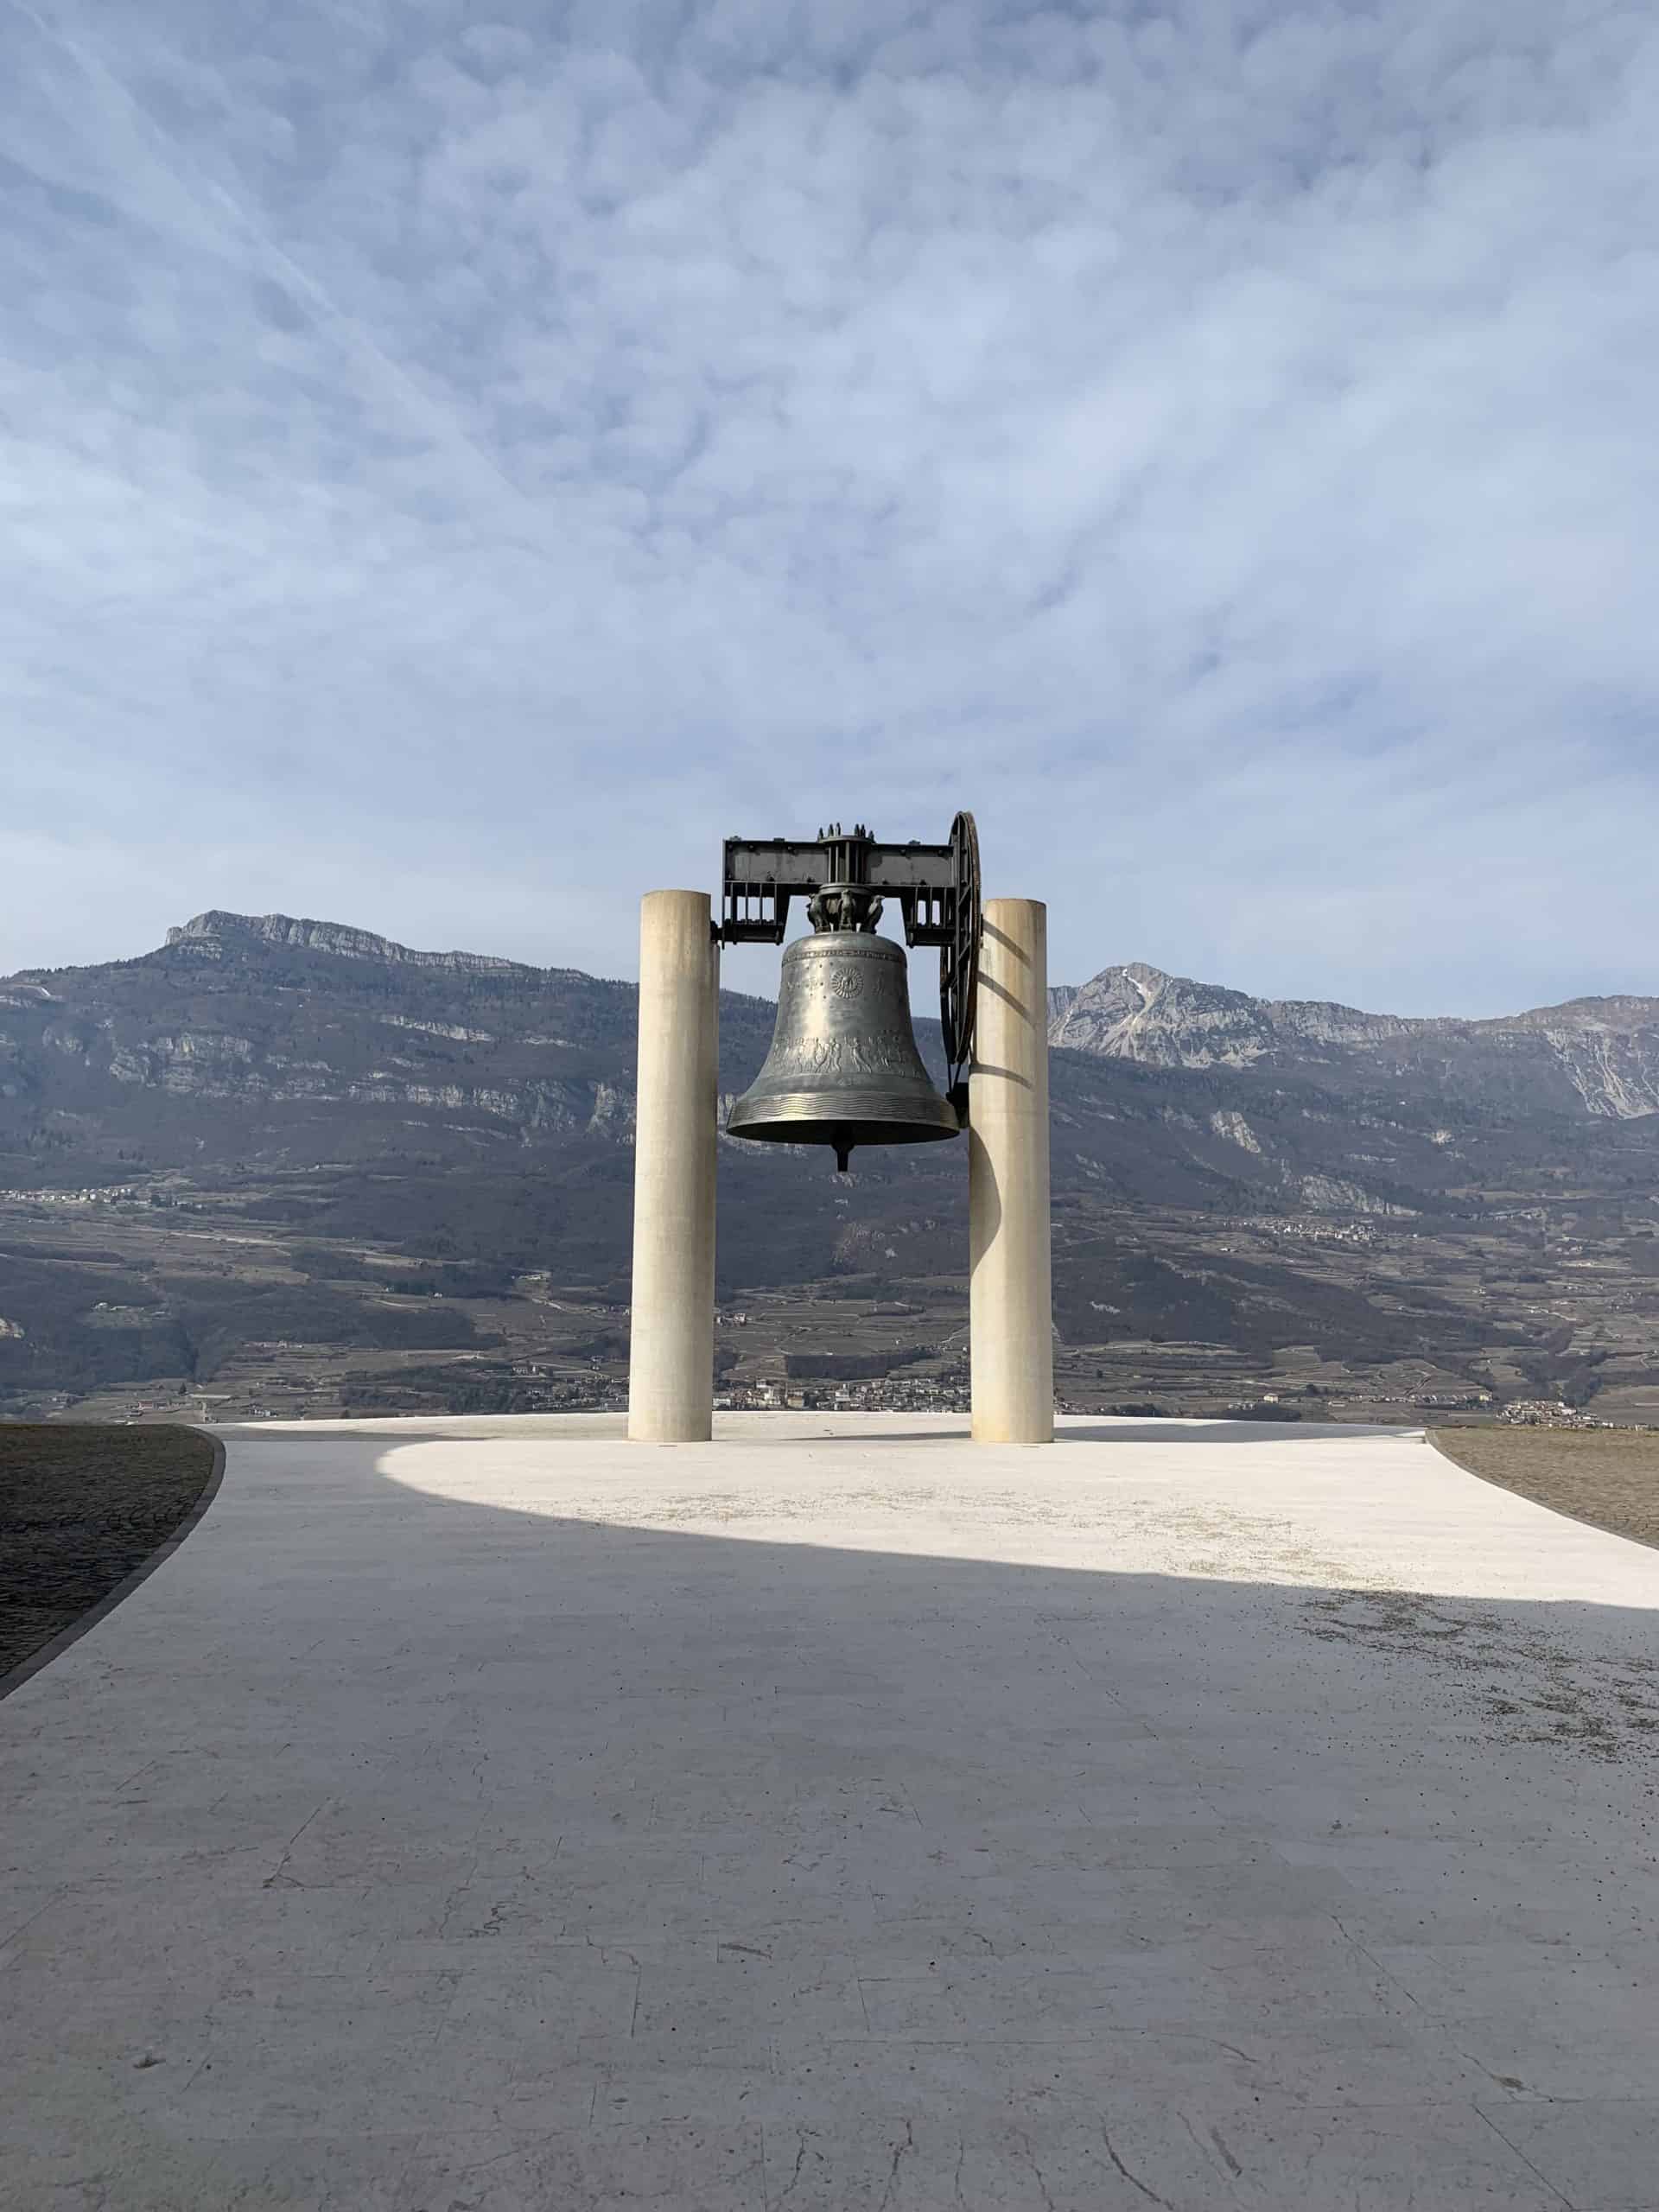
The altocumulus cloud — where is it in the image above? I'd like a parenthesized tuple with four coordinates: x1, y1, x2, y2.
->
(2, 0, 1656, 1013)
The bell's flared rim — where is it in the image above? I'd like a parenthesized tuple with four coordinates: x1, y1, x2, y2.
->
(727, 1087, 960, 1144)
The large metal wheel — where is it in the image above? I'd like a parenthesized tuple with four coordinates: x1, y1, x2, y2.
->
(939, 809, 981, 1113)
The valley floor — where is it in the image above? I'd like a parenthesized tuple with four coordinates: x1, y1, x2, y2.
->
(4, 1414, 1659, 2209)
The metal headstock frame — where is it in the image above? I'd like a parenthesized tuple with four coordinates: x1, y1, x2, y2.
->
(719, 811, 982, 1114)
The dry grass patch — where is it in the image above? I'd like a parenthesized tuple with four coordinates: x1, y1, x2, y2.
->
(1430, 1424, 1659, 1551)
(0, 1424, 218, 1681)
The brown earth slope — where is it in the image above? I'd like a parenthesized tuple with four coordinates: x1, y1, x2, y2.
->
(1431, 1426, 1659, 1551)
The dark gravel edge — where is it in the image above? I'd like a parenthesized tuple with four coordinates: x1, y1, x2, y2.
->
(0, 1431, 227, 1702)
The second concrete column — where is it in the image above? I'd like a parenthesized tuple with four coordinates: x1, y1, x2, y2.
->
(969, 897, 1054, 1444)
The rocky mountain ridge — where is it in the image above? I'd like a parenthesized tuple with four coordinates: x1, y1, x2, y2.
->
(4, 910, 734, 1156)
(0, 906, 1503, 1228)
(1049, 962, 1659, 1120)
(8, 916, 1659, 1155)
(161, 909, 543, 976)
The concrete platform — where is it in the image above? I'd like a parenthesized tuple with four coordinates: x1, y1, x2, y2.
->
(4, 1413, 1659, 2210)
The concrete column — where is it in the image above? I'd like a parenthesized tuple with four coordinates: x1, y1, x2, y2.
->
(628, 891, 718, 1442)
(969, 898, 1054, 1445)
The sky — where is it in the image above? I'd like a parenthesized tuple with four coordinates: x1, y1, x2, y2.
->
(3, 0, 1656, 1016)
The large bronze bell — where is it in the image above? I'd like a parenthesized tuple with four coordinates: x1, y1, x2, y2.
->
(728, 925, 959, 1173)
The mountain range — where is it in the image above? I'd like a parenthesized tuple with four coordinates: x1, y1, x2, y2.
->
(1050, 961, 1659, 1119)
(10, 909, 1659, 1134)
(3, 910, 1659, 1421)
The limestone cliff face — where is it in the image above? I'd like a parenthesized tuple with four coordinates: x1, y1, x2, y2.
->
(1048, 963, 1416, 1068)
(1049, 963, 1659, 1120)
(104, 1024, 628, 1128)
(1484, 999, 1659, 1118)
(1, 911, 783, 1171)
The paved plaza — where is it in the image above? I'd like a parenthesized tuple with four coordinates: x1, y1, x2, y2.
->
(4, 1413, 1659, 2209)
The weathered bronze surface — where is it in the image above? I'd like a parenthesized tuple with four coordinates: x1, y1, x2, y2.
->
(720, 811, 981, 1113)
(727, 930, 959, 1173)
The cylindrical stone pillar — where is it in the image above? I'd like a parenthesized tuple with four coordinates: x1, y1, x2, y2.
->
(627, 891, 718, 1442)
(969, 898, 1054, 1444)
